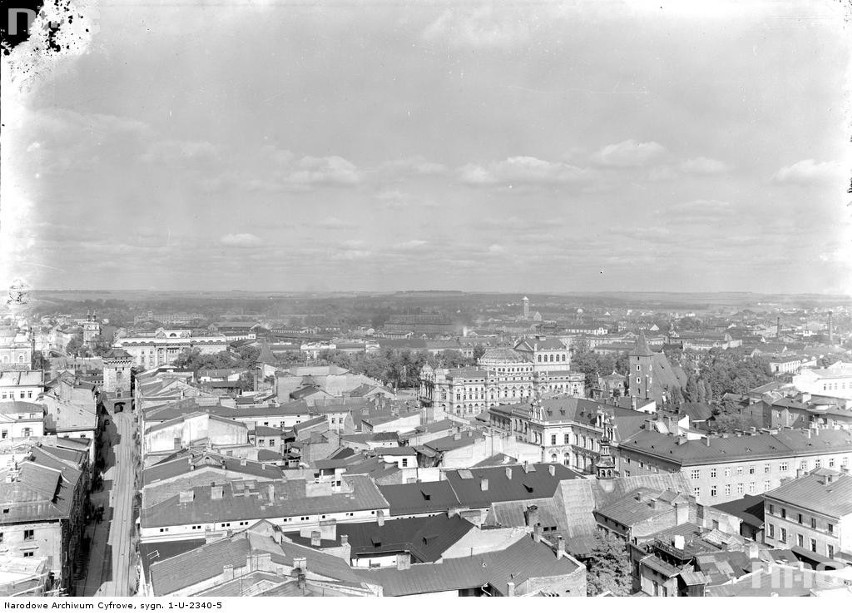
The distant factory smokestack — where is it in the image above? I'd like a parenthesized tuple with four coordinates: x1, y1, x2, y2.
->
(828, 311, 834, 345)
(776, 316, 781, 338)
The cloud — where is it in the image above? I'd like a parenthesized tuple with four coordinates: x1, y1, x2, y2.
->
(679, 157, 731, 175)
(459, 156, 593, 186)
(377, 157, 448, 177)
(219, 233, 262, 246)
(422, 6, 531, 48)
(394, 239, 429, 251)
(593, 140, 666, 167)
(142, 139, 220, 165)
(488, 244, 505, 253)
(289, 155, 361, 187)
(316, 217, 357, 230)
(772, 159, 845, 185)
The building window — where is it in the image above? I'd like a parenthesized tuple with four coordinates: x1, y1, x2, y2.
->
(23, 552, 34, 558)
(737, 483, 743, 495)
(737, 467, 743, 476)
(800, 460, 807, 470)
(828, 523, 834, 534)
(781, 508, 786, 519)
(828, 544, 835, 558)
(724, 468, 731, 478)
(798, 513, 803, 525)
(829, 457, 835, 468)
(551, 435, 557, 446)
(693, 487, 700, 497)
(23, 530, 34, 541)
(402, 459, 408, 467)
(797, 534, 804, 548)
(769, 504, 775, 515)
(764, 481, 771, 492)
(749, 466, 755, 475)
(768, 524, 775, 539)
(710, 486, 717, 497)
(710, 468, 717, 479)
(815, 459, 821, 469)
(764, 464, 770, 474)
(780, 462, 788, 472)
(749, 482, 755, 493)
(724, 484, 731, 496)
(780, 528, 787, 543)
(564, 434, 570, 445)
(811, 518, 817, 530)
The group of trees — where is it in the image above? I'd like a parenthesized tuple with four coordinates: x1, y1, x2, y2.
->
(172, 345, 261, 392)
(570, 346, 630, 391)
(673, 348, 773, 405)
(585, 531, 632, 596)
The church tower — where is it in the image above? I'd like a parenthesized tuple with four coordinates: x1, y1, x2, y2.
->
(629, 331, 654, 400)
(522, 296, 530, 320)
(82, 311, 101, 347)
(103, 347, 133, 397)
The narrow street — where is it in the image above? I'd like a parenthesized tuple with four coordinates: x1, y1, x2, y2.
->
(80, 411, 137, 596)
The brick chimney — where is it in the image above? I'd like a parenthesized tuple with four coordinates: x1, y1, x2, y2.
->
(480, 478, 489, 491)
(533, 524, 542, 543)
(507, 581, 516, 597)
(377, 510, 385, 527)
(222, 564, 234, 582)
(310, 530, 321, 548)
(548, 464, 556, 476)
(556, 535, 566, 559)
(506, 466, 513, 480)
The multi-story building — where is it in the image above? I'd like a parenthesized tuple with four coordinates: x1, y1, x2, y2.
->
(763, 469, 852, 562)
(0, 327, 32, 369)
(488, 397, 648, 473)
(793, 362, 852, 400)
(0, 370, 43, 404)
(616, 428, 852, 506)
(418, 341, 584, 417)
(627, 333, 687, 405)
(0, 402, 44, 440)
(115, 328, 229, 368)
(81, 312, 100, 347)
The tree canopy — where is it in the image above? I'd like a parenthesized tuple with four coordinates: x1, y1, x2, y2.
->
(585, 531, 633, 596)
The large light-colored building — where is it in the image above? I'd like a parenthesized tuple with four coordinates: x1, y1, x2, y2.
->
(763, 469, 852, 562)
(0, 370, 43, 404)
(616, 428, 852, 506)
(793, 362, 852, 400)
(418, 340, 584, 417)
(0, 327, 32, 369)
(115, 328, 229, 368)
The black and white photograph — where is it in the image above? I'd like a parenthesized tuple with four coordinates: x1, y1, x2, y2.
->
(1, 0, 851, 601)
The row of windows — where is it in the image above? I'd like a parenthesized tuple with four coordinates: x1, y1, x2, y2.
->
(822, 381, 849, 391)
(694, 481, 772, 497)
(537, 354, 568, 363)
(688, 456, 848, 481)
(0, 390, 34, 400)
(2, 428, 34, 439)
(767, 505, 835, 534)
(767, 524, 836, 558)
(0, 530, 34, 542)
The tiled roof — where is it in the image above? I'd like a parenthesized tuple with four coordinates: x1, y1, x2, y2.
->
(619, 428, 852, 466)
(423, 431, 483, 453)
(443, 463, 582, 509)
(711, 495, 765, 528)
(378, 481, 461, 516)
(149, 534, 252, 595)
(764, 470, 852, 518)
(284, 514, 475, 563)
(142, 451, 283, 486)
(595, 488, 684, 528)
(631, 332, 654, 357)
(141, 476, 389, 529)
(351, 534, 580, 596)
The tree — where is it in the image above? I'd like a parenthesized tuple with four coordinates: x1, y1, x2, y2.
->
(65, 335, 82, 357)
(586, 531, 633, 596)
(472, 344, 486, 361)
(236, 371, 255, 393)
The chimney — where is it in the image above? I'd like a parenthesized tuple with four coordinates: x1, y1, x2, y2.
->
(526, 505, 541, 528)
(222, 564, 234, 581)
(240, 458, 247, 466)
(548, 465, 556, 477)
(675, 500, 689, 525)
(807, 430, 812, 439)
(341, 534, 349, 546)
(268, 483, 275, 501)
(507, 581, 516, 597)
(480, 478, 489, 491)
(557, 535, 566, 559)
(211, 485, 224, 500)
(776, 316, 781, 337)
(293, 557, 307, 571)
(310, 530, 321, 548)
(705, 436, 710, 447)
(673, 535, 686, 550)
(533, 524, 542, 543)
(377, 510, 385, 527)
(179, 490, 194, 503)
(396, 553, 411, 571)
(506, 467, 513, 480)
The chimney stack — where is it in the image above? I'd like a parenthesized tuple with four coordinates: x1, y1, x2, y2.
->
(776, 316, 781, 338)
(396, 553, 411, 571)
(507, 581, 516, 597)
(377, 510, 385, 527)
(310, 530, 321, 547)
(533, 524, 542, 543)
(526, 505, 541, 528)
(505, 467, 513, 480)
(548, 464, 556, 477)
(557, 535, 566, 559)
(480, 478, 489, 491)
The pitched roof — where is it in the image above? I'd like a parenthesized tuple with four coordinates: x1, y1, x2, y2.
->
(443, 463, 582, 509)
(711, 495, 765, 528)
(149, 533, 252, 595)
(351, 534, 580, 596)
(378, 481, 461, 516)
(142, 451, 283, 486)
(764, 470, 852, 518)
(284, 514, 475, 563)
(631, 332, 654, 357)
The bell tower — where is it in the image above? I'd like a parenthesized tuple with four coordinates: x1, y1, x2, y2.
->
(629, 331, 654, 400)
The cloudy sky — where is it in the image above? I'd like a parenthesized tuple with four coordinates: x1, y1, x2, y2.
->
(2, 0, 850, 294)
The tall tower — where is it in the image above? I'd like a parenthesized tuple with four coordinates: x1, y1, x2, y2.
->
(522, 296, 530, 320)
(103, 348, 133, 396)
(82, 311, 101, 347)
(776, 316, 781, 339)
(828, 311, 834, 345)
(629, 331, 654, 400)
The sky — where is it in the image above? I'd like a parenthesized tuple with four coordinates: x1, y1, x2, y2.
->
(1, 0, 851, 295)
